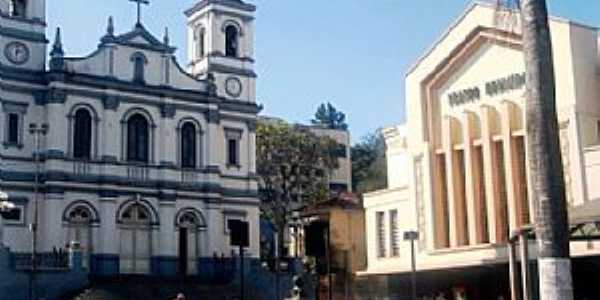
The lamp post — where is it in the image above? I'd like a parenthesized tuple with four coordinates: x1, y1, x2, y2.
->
(404, 230, 419, 300)
(28, 123, 48, 300)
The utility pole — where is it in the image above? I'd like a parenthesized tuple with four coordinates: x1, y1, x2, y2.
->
(518, 1, 573, 299)
(28, 123, 48, 300)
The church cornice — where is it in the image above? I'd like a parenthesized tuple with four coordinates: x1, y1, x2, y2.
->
(184, 0, 256, 17)
(0, 67, 261, 116)
(0, 10, 46, 26)
(0, 26, 47, 43)
(0, 169, 259, 200)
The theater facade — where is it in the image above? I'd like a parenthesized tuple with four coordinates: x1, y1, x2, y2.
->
(361, 3, 600, 299)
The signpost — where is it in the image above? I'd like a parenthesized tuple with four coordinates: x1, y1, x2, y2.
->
(404, 231, 419, 300)
(228, 219, 249, 300)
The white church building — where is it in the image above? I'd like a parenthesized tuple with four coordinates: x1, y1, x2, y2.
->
(0, 0, 260, 277)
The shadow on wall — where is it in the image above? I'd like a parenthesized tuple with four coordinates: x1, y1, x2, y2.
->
(0, 245, 89, 300)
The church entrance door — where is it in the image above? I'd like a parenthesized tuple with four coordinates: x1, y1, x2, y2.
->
(66, 205, 94, 270)
(119, 204, 152, 274)
(178, 228, 188, 275)
(177, 212, 200, 275)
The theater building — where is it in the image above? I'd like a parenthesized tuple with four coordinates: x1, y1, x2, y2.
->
(0, 0, 260, 277)
(360, 3, 600, 299)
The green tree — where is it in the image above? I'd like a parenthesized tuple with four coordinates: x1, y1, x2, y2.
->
(257, 120, 339, 253)
(311, 102, 348, 130)
(351, 130, 387, 194)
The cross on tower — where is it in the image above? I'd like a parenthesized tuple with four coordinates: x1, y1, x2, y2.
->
(129, 0, 149, 25)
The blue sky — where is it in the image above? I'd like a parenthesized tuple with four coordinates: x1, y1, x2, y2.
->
(48, 0, 600, 143)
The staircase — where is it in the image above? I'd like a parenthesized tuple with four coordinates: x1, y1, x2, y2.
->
(70, 276, 240, 300)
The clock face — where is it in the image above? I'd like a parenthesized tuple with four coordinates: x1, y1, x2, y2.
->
(225, 77, 242, 98)
(4, 42, 30, 65)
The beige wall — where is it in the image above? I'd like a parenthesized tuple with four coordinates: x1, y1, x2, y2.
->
(362, 2, 600, 276)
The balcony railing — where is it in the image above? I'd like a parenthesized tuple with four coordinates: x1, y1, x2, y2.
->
(73, 161, 91, 176)
(181, 170, 199, 183)
(127, 165, 150, 181)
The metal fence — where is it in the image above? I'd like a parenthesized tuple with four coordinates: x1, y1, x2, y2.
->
(12, 251, 70, 270)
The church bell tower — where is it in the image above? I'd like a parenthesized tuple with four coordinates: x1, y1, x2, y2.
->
(0, 0, 47, 71)
(185, 0, 256, 102)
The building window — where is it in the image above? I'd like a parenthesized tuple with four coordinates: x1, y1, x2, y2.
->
(3, 205, 23, 224)
(7, 113, 19, 144)
(9, 0, 26, 17)
(389, 209, 399, 257)
(181, 122, 197, 168)
(127, 113, 149, 163)
(227, 138, 238, 166)
(376, 211, 386, 258)
(225, 128, 242, 167)
(73, 109, 92, 159)
(194, 27, 205, 59)
(130, 52, 147, 84)
(225, 25, 239, 57)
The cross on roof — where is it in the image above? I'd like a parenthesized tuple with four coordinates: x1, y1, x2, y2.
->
(129, 0, 149, 25)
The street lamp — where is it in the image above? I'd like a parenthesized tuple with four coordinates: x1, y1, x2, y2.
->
(28, 122, 48, 300)
(404, 230, 419, 300)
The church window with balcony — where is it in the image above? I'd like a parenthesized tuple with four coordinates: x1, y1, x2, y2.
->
(225, 25, 239, 57)
(73, 108, 93, 159)
(181, 122, 197, 168)
(127, 113, 150, 163)
(194, 26, 205, 59)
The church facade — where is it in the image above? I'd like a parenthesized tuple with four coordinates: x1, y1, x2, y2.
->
(0, 0, 260, 276)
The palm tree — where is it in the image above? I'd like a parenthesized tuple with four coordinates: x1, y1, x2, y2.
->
(517, 0, 573, 299)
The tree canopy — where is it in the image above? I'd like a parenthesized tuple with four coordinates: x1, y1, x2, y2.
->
(311, 102, 348, 130)
(257, 120, 340, 230)
(351, 129, 387, 194)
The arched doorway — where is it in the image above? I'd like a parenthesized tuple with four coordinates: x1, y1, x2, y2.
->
(65, 204, 95, 269)
(119, 202, 153, 274)
(176, 209, 205, 275)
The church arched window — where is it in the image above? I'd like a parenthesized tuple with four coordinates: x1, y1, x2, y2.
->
(121, 204, 151, 224)
(130, 52, 147, 84)
(73, 108, 92, 159)
(225, 25, 239, 57)
(127, 113, 149, 163)
(194, 27, 205, 59)
(181, 122, 197, 168)
(9, 0, 26, 17)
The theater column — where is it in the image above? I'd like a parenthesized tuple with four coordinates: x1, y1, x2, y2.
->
(500, 101, 519, 232)
(462, 112, 477, 246)
(480, 105, 500, 244)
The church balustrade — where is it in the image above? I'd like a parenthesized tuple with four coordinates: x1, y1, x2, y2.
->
(181, 169, 200, 183)
(127, 165, 150, 181)
(32, 159, 224, 188)
(72, 160, 92, 176)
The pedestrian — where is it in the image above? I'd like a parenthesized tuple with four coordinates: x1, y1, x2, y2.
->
(173, 293, 185, 300)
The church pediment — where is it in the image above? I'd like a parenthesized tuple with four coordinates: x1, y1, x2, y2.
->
(102, 23, 176, 54)
(49, 21, 210, 94)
